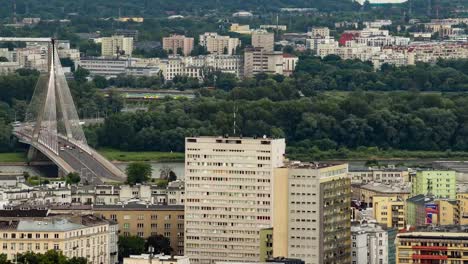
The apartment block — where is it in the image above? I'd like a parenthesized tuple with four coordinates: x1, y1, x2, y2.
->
(396, 226, 468, 263)
(309, 27, 330, 38)
(199, 33, 240, 55)
(244, 47, 284, 77)
(372, 196, 405, 229)
(101, 35, 134, 57)
(273, 162, 351, 264)
(76, 57, 130, 77)
(163, 35, 194, 56)
(184, 136, 286, 264)
(0, 211, 118, 264)
(93, 203, 185, 255)
(351, 222, 388, 264)
(252, 31, 275, 52)
(411, 170, 456, 199)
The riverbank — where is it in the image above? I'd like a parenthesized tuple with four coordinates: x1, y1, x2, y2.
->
(0, 153, 27, 163)
(98, 148, 185, 162)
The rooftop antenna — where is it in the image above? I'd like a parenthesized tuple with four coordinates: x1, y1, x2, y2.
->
(12, 0, 17, 24)
(233, 104, 238, 135)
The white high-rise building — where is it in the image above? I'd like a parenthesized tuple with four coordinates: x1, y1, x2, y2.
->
(351, 222, 389, 264)
(184, 136, 286, 264)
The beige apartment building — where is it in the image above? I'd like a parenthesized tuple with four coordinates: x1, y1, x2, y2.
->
(251, 31, 275, 52)
(101, 35, 134, 57)
(93, 204, 185, 255)
(199, 33, 240, 55)
(244, 47, 284, 77)
(273, 162, 351, 264)
(0, 212, 117, 264)
(163, 35, 194, 56)
(372, 196, 405, 229)
(184, 136, 286, 264)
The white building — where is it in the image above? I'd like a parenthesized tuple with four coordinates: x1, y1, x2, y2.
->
(184, 136, 286, 264)
(76, 57, 130, 77)
(252, 31, 275, 52)
(199, 33, 240, 55)
(282, 54, 298, 76)
(349, 167, 410, 184)
(244, 47, 284, 77)
(351, 222, 388, 264)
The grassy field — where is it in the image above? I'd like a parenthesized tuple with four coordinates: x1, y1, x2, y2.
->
(0, 152, 27, 163)
(98, 148, 184, 162)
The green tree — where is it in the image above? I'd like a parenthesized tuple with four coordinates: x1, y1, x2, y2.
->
(146, 234, 173, 254)
(93, 75, 108, 89)
(73, 66, 90, 84)
(126, 162, 152, 185)
(65, 172, 81, 184)
(0, 57, 8, 62)
(0, 254, 11, 264)
(118, 235, 145, 259)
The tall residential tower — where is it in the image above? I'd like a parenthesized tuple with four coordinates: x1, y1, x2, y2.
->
(184, 136, 286, 264)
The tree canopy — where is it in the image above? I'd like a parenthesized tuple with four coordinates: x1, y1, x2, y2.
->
(126, 162, 153, 185)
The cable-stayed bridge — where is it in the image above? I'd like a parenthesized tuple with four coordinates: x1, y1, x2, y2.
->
(2, 38, 126, 183)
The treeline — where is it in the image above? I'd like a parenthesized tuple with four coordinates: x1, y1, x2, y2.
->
(87, 89, 468, 156)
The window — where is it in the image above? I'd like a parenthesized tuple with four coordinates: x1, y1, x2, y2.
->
(151, 224, 157, 229)
(151, 215, 157, 220)
(35, 234, 40, 239)
(137, 232, 144, 237)
(19, 243, 24, 250)
(110, 214, 117, 220)
(27, 243, 32, 251)
(352, 251, 356, 257)
(2, 243, 6, 250)
(35, 243, 40, 250)
(164, 224, 171, 229)
(54, 234, 59, 239)
(123, 223, 130, 229)
(44, 234, 48, 239)
(137, 223, 144, 229)
(54, 244, 59, 250)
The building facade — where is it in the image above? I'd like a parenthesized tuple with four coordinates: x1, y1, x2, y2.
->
(0, 213, 117, 264)
(184, 136, 286, 264)
(411, 170, 456, 199)
(351, 222, 388, 264)
(244, 47, 284, 77)
(273, 163, 351, 264)
(252, 31, 275, 52)
(163, 35, 194, 56)
(101, 35, 134, 57)
(372, 196, 405, 229)
(93, 204, 185, 255)
(199, 33, 240, 55)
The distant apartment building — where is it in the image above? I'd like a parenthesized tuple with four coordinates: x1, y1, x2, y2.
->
(199, 33, 240, 55)
(309, 27, 330, 38)
(229, 24, 252, 34)
(260, 25, 288, 31)
(244, 47, 284, 77)
(273, 162, 351, 264)
(252, 31, 275, 52)
(348, 167, 410, 184)
(184, 136, 286, 264)
(411, 170, 456, 199)
(163, 35, 194, 56)
(0, 211, 118, 264)
(395, 226, 468, 263)
(351, 222, 388, 264)
(101, 35, 134, 57)
(282, 54, 298, 76)
(93, 203, 185, 255)
(372, 196, 405, 229)
(407, 42, 468, 64)
(124, 254, 190, 264)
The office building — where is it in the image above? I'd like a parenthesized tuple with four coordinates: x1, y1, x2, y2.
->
(372, 196, 405, 229)
(244, 47, 284, 77)
(252, 31, 275, 52)
(93, 203, 185, 255)
(163, 35, 194, 56)
(184, 136, 286, 264)
(351, 222, 388, 264)
(0, 212, 118, 264)
(273, 162, 351, 264)
(101, 35, 134, 57)
(411, 170, 456, 199)
(199, 33, 240, 55)
(395, 226, 468, 263)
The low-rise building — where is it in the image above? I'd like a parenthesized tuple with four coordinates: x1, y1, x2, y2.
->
(0, 212, 118, 264)
(93, 203, 185, 255)
(349, 167, 410, 184)
(76, 57, 130, 77)
(124, 254, 190, 264)
(396, 226, 468, 263)
(372, 196, 405, 229)
(352, 182, 411, 208)
(101, 35, 134, 57)
(406, 194, 458, 226)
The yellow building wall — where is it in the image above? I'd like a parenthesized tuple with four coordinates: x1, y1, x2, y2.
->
(273, 167, 289, 258)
